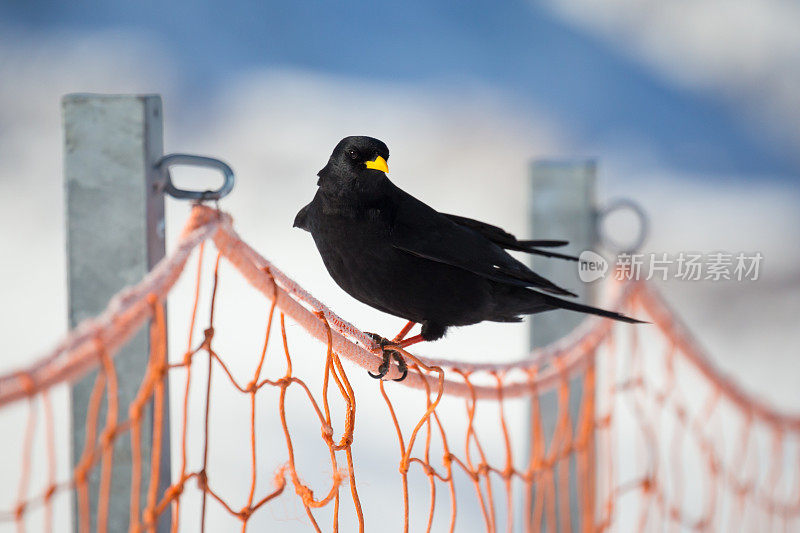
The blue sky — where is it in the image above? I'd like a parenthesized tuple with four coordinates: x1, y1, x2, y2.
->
(3, 0, 799, 179)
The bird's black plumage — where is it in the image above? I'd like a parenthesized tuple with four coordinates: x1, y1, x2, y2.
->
(294, 136, 642, 349)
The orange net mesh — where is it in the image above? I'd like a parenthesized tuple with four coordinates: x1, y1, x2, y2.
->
(1, 205, 799, 532)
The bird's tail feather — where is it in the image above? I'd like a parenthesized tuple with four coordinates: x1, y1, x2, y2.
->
(540, 293, 646, 324)
(517, 239, 568, 248)
(503, 240, 579, 261)
(526, 247, 579, 262)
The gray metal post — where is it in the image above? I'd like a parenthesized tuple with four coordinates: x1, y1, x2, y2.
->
(526, 160, 597, 531)
(64, 94, 171, 532)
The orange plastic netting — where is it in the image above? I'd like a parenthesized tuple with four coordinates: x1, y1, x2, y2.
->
(1, 205, 798, 532)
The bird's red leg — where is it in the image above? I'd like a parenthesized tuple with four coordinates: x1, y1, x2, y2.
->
(396, 334, 425, 349)
(392, 321, 416, 342)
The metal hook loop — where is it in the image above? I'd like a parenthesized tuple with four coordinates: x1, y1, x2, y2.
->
(597, 198, 649, 254)
(155, 153, 235, 201)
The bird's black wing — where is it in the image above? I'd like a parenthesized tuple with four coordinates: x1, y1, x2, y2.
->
(390, 194, 576, 297)
(442, 213, 578, 262)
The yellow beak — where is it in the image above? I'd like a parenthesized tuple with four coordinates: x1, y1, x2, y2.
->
(365, 155, 389, 173)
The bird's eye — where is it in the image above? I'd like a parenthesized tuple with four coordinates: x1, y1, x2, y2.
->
(347, 149, 359, 160)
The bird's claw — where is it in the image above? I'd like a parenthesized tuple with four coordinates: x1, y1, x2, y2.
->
(364, 332, 393, 348)
(365, 333, 408, 382)
(367, 360, 390, 379)
(391, 351, 408, 382)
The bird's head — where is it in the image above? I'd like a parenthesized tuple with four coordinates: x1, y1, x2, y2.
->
(317, 136, 390, 187)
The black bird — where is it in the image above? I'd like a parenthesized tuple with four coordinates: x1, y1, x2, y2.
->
(294, 136, 643, 381)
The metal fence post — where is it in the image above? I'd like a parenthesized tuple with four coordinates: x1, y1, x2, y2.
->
(64, 94, 171, 532)
(526, 160, 597, 531)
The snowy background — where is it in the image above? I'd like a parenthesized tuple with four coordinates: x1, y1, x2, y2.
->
(1, 0, 799, 530)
